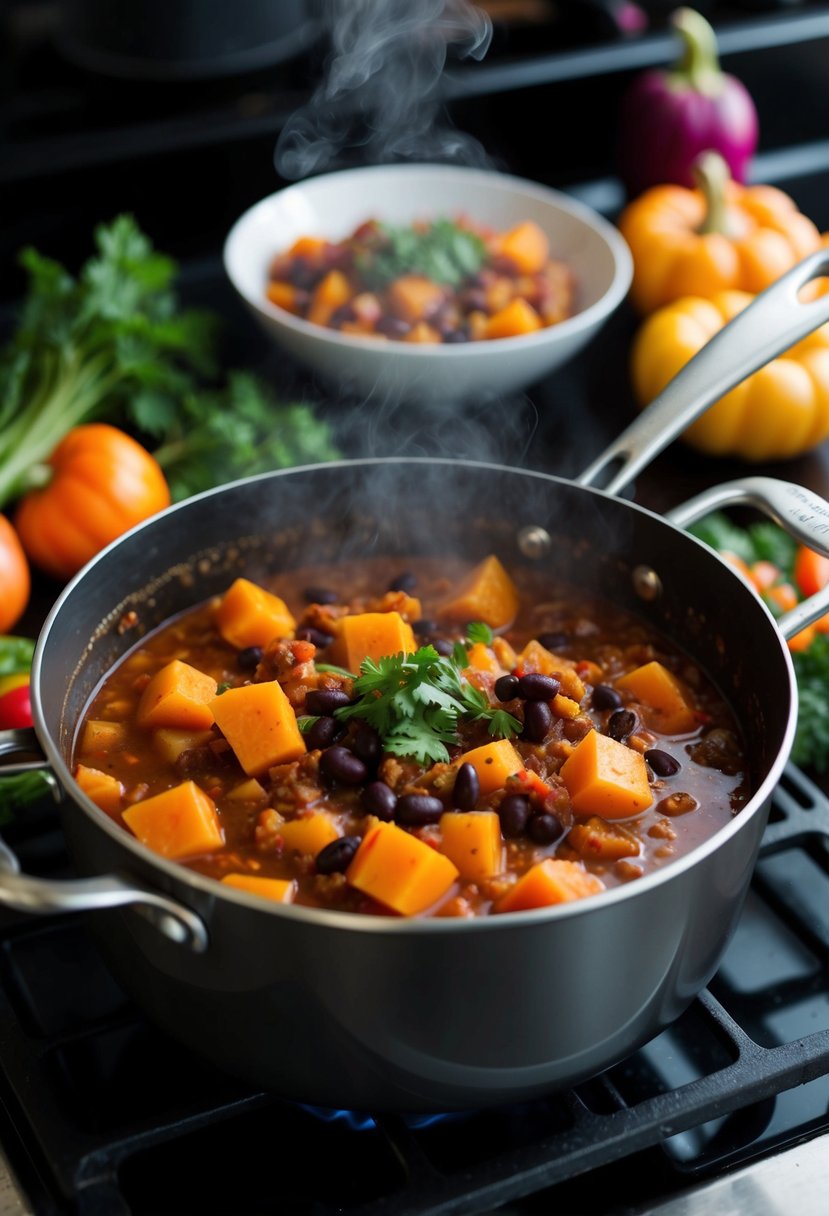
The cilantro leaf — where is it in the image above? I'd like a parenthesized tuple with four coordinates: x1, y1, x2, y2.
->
(355, 219, 486, 290)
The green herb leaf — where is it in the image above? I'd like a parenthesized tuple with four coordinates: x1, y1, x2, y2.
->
(355, 219, 486, 290)
(466, 622, 493, 645)
(0, 637, 35, 676)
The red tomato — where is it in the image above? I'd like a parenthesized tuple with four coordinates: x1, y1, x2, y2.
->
(0, 514, 30, 634)
(793, 545, 829, 599)
(0, 683, 32, 729)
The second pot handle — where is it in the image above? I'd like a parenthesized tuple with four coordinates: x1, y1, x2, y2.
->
(577, 248, 829, 498)
(0, 729, 209, 953)
(667, 476, 829, 642)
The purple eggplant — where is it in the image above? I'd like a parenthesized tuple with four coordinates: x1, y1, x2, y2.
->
(617, 7, 758, 198)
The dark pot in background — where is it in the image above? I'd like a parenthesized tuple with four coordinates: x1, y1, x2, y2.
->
(56, 0, 321, 81)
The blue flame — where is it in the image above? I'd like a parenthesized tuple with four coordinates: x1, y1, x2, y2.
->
(299, 1103, 469, 1132)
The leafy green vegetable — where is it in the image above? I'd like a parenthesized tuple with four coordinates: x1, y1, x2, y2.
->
(0, 772, 58, 824)
(0, 637, 35, 676)
(0, 215, 339, 510)
(355, 219, 486, 290)
(689, 511, 829, 773)
(334, 626, 521, 765)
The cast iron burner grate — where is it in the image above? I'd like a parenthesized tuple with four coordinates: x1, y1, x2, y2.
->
(0, 765, 827, 1215)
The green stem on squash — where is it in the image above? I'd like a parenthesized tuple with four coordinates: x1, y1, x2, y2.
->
(694, 150, 733, 237)
(669, 7, 724, 97)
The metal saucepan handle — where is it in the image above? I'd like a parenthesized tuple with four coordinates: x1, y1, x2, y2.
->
(668, 476, 829, 641)
(0, 729, 208, 952)
(577, 247, 829, 496)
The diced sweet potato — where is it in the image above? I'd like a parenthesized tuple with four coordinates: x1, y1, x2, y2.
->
(74, 763, 124, 814)
(210, 681, 306, 777)
(518, 640, 585, 701)
(496, 858, 605, 913)
(214, 578, 296, 650)
(615, 661, 698, 735)
(136, 659, 218, 731)
(287, 236, 328, 260)
(332, 610, 416, 673)
(346, 821, 459, 916)
(404, 321, 441, 343)
(226, 778, 267, 802)
(496, 220, 550, 275)
(560, 729, 653, 820)
(484, 298, 543, 340)
(221, 873, 297, 903)
(551, 693, 581, 720)
(567, 816, 641, 861)
(387, 275, 446, 323)
(456, 739, 525, 797)
(307, 270, 353, 327)
(463, 642, 502, 677)
(278, 812, 340, 858)
(152, 727, 214, 764)
(122, 780, 224, 860)
(439, 555, 519, 630)
(439, 811, 503, 882)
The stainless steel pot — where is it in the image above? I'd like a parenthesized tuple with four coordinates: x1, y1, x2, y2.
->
(3, 250, 829, 1113)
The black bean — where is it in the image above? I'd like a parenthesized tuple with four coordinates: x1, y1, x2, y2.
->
(319, 746, 368, 786)
(453, 762, 480, 811)
(389, 571, 417, 593)
(237, 646, 263, 672)
(296, 627, 335, 649)
(433, 639, 454, 657)
(351, 722, 381, 768)
(592, 683, 622, 711)
(305, 716, 346, 750)
(528, 812, 563, 845)
(302, 586, 339, 605)
(395, 793, 444, 826)
(645, 748, 681, 777)
(522, 699, 553, 743)
(413, 618, 438, 636)
(517, 673, 560, 701)
(538, 631, 569, 651)
(376, 315, 411, 339)
(305, 687, 352, 716)
(361, 781, 397, 820)
(499, 794, 531, 838)
(494, 673, 520, 702)
(316, 835, 362, 875)
(606, 709, 638, 742)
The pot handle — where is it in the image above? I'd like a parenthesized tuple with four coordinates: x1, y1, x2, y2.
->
(667, 476, 829, 641)
(576, 247, 829, 497)
(0, 728, 209, 953)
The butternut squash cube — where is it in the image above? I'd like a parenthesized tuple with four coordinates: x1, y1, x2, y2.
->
(122, 780, 224, 860)
(346, 821, 459, 916)
(615, 661, 698, 735)
(560, 729, 653, 820)
(567, 816, 640, 861)
(136, 660, 218, 731)
(80, 720, 127, 755)
(463, 642, 503, 677)
(496, 220, 550, 275)
(439, 555, 519, 630)
(333, 611, 416, 673)
(221, 873, 297, 903)
(278, 812, 340, 858)
(456, 738, 525, 797)
(74, 763, 124, 814)
(496, 858, 605, 913)
(387, 274, 446, 323)
(307, 269, 352, 327)
(226, 778, 267, 802)
(439, 811, 503, 882)
(152, 727, 214, 764)
(210, 680, 306, 777)
(266, 280, 302, 315)
(484, 298, 542, 341)
(215, 578, 296, 650)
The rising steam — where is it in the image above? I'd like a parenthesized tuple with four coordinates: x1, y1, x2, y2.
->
(275, 0, 494, 180)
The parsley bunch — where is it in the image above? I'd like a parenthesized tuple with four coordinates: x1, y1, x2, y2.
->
(333, 623, 521, 765)
(0, 215, 338, 510)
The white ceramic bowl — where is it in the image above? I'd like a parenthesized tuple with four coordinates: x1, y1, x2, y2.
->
(223, 163, 633, 402)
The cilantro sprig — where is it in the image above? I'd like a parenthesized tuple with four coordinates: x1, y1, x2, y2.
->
(333, 624, 521, 765)
(354, 219, 486, 291)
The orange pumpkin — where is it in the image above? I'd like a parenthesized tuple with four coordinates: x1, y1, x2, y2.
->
(0, 514, 30, 632)
(618, 151, 821, 315)
(14, 424, 170, 581)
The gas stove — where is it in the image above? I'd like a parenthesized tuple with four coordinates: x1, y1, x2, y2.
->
(0, 765, 826, 1213)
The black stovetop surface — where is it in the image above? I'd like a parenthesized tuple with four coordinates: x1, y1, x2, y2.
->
(0, 764, 826, 1215)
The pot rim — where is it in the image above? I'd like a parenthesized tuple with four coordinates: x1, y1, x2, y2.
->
(31, 456, 798, 934)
